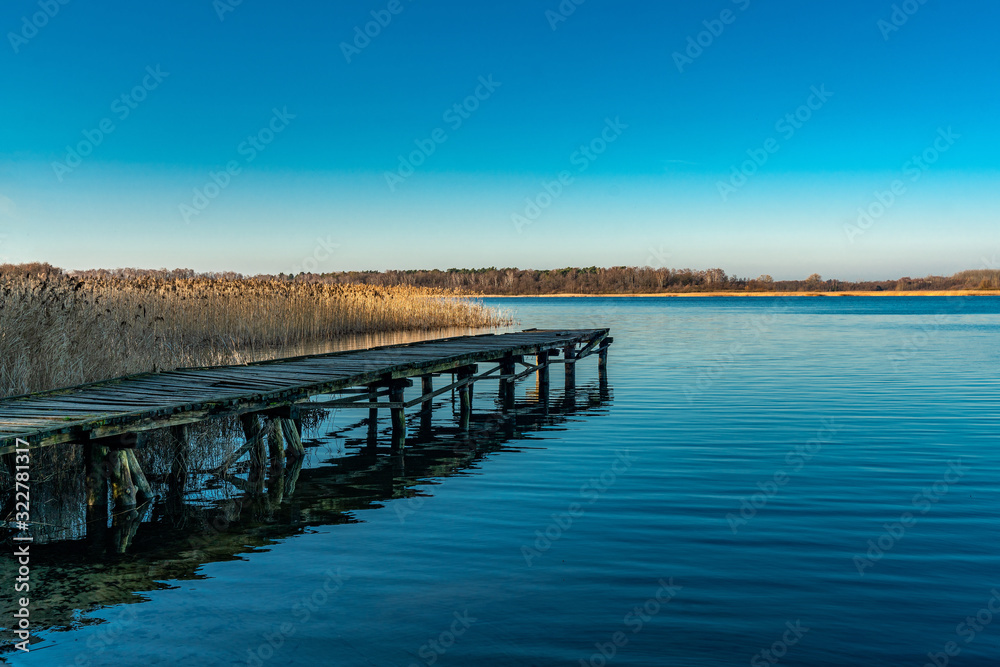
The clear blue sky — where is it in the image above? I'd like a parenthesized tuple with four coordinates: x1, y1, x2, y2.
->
(1, 0, 997, 279)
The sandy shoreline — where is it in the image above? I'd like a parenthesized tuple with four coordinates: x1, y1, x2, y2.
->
(473, 290, 1000, 298)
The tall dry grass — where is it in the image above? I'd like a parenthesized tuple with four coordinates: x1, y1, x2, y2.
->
(0, 273, 510, 397)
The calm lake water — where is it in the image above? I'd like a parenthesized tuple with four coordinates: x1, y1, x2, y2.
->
(4, 297, 1000, 666)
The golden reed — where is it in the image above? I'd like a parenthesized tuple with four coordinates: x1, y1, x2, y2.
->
(0, 271, 510, 397)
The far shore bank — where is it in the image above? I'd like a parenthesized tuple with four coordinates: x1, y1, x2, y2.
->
(473, 290, 1000, 298)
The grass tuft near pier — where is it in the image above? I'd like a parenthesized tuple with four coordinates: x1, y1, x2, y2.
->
(0, 269, 510, 397)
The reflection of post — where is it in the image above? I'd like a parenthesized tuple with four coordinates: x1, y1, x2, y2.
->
(390, 381, 407, 448)
(268, 463, 285, 505)
(500, 356, 515, 411)
(285, 454, 303, 498)
(457, 366, 474, 431)
(110, 507, 141, 554)
(536, 350, 550, 406)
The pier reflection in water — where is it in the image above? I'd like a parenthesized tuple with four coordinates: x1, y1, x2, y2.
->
(0, 373, 611, 639)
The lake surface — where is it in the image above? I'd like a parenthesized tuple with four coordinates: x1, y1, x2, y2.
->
(4, 297, 1000, 666)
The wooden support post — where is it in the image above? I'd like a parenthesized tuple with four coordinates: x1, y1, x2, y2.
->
(168, 424, 189, 498)
(564, 344, 577, 394)
(500, 355, 516, 411)
(280, 418, 305, 459)
(457, 367, 474, 431)
(241, 413, 266, 494)
(84, 442, 110, 534)
(598, 344, 609, 391)
(420, 375, 434, 435)
(536, 351, 550, 406)
(367, 385, 379, 446)
(125, 449, 153, 502)
(267, 417, 285, 463)
(85, 442, 109, 509)
(390, 381, 407, 448)
(108, 449, 137, 509)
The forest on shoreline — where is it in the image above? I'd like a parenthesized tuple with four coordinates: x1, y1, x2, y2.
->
(3, 263, 999, 295)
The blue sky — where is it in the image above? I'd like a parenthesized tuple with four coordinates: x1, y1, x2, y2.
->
(1, 0, 996, 279)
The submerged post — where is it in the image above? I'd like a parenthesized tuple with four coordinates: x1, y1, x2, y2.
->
(267, 417, 285, 463)
(564, 344, 577, 394)
(390, 381, 407, 447)
(500, 355, 516, 411)
(108, 449, 137, 509)
(420, 375, 434, 435)
(457, 366, 475, 431)
(280, 418, 305, 460)
(85, 441, 110, 520)
(598, 343, 609, 390)
(125, 449, 153, 502)
(168, 425, 189, 493)
(241, 413, 266, 494)
(536, 350, 550, 405)
(367, 385, 379, 446)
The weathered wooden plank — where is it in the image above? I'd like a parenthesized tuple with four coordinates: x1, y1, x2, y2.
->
(0, 329, 611, 451)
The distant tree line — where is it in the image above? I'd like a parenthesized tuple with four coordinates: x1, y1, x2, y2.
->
(288, 267, 1000, 294)
(3, 263, 998, 294)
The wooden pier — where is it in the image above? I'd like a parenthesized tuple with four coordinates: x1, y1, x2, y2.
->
(0, 329, 611, 512)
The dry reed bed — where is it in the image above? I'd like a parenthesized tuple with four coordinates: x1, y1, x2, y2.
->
(0, 275, 510, 398)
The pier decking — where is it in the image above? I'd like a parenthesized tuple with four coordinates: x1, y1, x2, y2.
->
(0, 328, 612, 549)
(0, 328, 611, 453)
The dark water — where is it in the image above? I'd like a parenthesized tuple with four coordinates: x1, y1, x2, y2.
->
(4, 297, 1000, 666)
